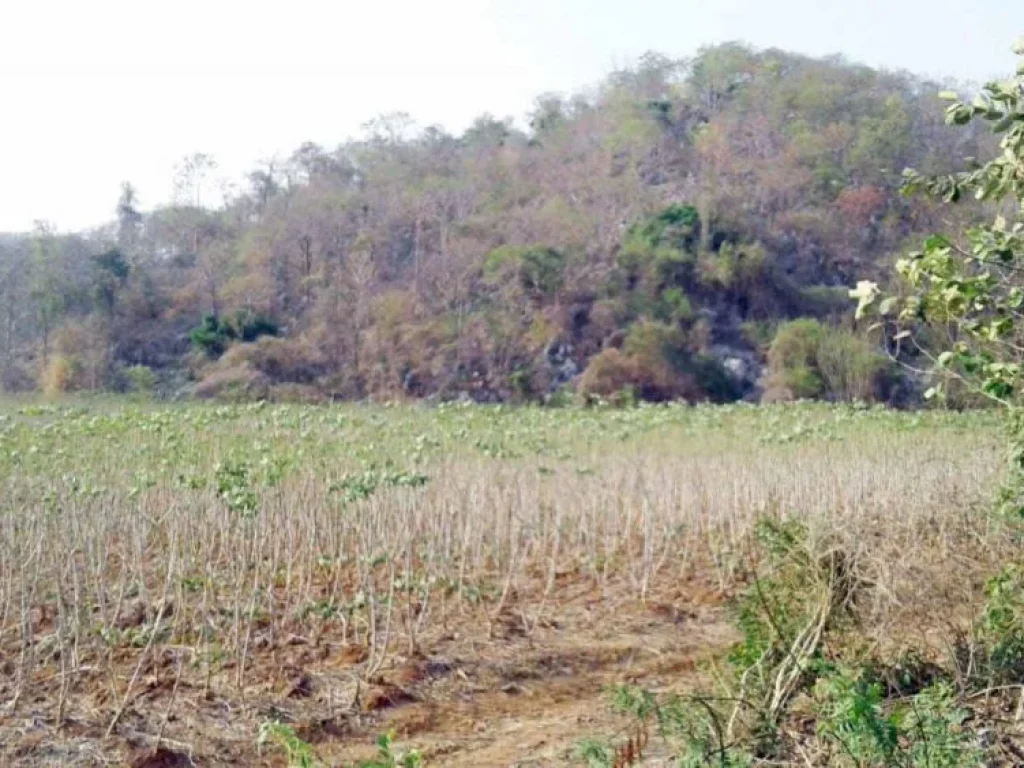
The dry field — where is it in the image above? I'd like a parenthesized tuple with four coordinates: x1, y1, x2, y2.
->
(0, 401, 1007, 766)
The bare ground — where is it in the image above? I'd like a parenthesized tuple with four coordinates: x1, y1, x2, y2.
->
(0, 575, 737, 767)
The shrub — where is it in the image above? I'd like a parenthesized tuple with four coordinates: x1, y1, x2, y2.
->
(190, 311, 279, 358)
(122, 364, 158, 397)
(218, 335, 326, 385)
(483, 245, 566, 300)
(816, 328, 895, 402)
(257, 720, 322, 767)
(657, 286, 694, 324)
(625, 320, 737, 402)
(192, 365, 270, 401)
(40, 354, 82, 397)
(575, 516, 990, 766)
(39, 322, 114, 394)
(629, 204, 701, 252)
(189, 314, 234, 357)
(577, 348, 638, 400)
(578, 321, 737, 403)
(972, 565, 1024, 686)
(766, 319, 893, 402)
(616, 205, 700, 294)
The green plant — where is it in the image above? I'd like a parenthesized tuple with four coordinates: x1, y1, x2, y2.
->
(815, 668, 901, 765)
(257, 720, 322, 768)
(767, 319, 892, 402)
(122, 364, 158, 397)
(604, 685, 751, 767)
(329, 467, 429, 505)
(815, 673, 982, 767)
(854, 44, 1024, 408)
(483, 245, 566, 300)
(973, 564, 1024, 685)
(190, 311, 279, 358)
(214, 460, 259, 516)
(578, 518, 861, 765)
(190, 314, 234, 358)
(902, 683, 981, 768)
(358, 729, 423, 768)
(574, 738, 616, 767)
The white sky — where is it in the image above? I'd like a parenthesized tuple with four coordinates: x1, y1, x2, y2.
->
(1, 0, 1022, 233)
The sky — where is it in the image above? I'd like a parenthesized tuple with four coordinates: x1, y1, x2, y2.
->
(1, 0, 1022, 234)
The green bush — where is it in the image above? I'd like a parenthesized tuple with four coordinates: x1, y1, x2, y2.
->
(189, 315, 235, 357)
(616, 205, 700, 295)
(483, 245, 566, 300)
(814, 673, 981, 768)
(574, 515, 989, 767)
(122, 364, 158, 397)
(973, 565, 1024, 685)
(767, 318, 893, 402)
(190, 311, 279, 358)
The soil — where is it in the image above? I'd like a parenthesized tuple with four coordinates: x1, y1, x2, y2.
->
(0, 576, 737, 767)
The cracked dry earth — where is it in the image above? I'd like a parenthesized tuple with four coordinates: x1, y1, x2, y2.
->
(0, 576, 736, 767)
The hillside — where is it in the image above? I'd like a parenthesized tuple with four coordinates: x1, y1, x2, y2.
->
(0, 44, 993, 403)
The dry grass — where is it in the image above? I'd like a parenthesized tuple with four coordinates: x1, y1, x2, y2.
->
(0, 401, 1008, 765)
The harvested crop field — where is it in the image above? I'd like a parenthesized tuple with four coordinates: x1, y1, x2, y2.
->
(0, 401, 1007, 765)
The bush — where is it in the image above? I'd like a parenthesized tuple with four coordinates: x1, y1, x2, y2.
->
(192, 365, 270, 401)
(578, 321, 737, 403)
(190, 311, 279, 358)
(39, 322, 114, 394)
(218, 335, 326, 385)
(766, 319, 893, 402)
(625, 320, 738, 402)
(122, 364, 158, 397)
(189, 315, 234, 358)
(483, 245, 566, 300)
(575, 516, 991, 767)
(616, 206, 700, 295)
(40, 355, 82, 397)
(971, 565, 1024, 686)
(577, 348, 639, 401)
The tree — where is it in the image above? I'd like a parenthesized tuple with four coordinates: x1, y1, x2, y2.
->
(0, 44, 1003, 403)
(854, 42, 1024, 407)
(116, 182, 143, 252)
(0, 239, 29, 385)
(90, 248, 130, 317)
(174, 152, 218, 209)
(28, 221, 70, 365)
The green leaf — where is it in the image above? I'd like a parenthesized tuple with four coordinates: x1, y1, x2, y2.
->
(938, 90, 960, 101)
(878, 297, 898, 316)
(992, 115, 1015, 133)
(951, 106, 973, 125)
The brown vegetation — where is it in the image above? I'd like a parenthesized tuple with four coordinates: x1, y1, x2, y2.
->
(0, 44, 994, 404)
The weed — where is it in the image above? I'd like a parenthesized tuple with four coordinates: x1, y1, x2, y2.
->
(257, 720, 322, 767)
(358, 729, 423, 768)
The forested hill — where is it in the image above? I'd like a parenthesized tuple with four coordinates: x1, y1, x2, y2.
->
(0, 44, 993, 404)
